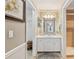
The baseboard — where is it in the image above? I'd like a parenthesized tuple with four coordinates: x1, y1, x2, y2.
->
(37, 51, 60, 53)
(5, 43, 26, 59)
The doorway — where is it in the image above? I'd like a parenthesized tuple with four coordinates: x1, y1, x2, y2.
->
(66, 0, 74, 59)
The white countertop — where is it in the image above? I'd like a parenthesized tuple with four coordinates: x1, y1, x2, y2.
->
(36, 34, 63, 38)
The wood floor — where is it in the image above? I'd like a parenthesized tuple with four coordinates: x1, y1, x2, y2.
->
(67, 56, 74, 59)
(66, 9, 74, 47)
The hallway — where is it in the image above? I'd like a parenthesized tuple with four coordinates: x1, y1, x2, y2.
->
(5, 0, 74, 59)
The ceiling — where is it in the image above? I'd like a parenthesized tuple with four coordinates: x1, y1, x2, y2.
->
(32, 0, 64, 10)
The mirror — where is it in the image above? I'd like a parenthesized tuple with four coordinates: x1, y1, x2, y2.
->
(44, 18, 55, 34)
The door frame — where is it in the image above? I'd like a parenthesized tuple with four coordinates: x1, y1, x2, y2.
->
(61, 0, 73, 59)
(25, 0, 38, 58)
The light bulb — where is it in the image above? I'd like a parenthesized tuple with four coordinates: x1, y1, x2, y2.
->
(48, 15, 50, 18)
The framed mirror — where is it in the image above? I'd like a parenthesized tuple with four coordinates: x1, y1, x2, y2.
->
(44, 18, 55, 34)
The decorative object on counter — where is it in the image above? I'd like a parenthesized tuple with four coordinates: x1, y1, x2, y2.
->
(5, 0, 26, 22)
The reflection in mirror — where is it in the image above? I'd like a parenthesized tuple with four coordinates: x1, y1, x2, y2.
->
(44, 18, 55, 34)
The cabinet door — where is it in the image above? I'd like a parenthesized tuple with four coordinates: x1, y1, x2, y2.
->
(37, 38, 61, 51)
(37, 38, 45, 51)
(53, 38, 61, 51)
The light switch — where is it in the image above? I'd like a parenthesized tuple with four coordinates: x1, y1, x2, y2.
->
(9, 30, 14, 38)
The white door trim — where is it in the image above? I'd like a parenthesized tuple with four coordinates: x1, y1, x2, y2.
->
(61, 0, 73, 59)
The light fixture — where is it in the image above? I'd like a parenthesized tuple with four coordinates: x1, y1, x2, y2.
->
(43, 14, 55, 19)
(50, 15, 55, 18)
(43, 15, 48, 18)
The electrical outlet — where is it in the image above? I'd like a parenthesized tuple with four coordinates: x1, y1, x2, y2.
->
(9, 30, 14, 38)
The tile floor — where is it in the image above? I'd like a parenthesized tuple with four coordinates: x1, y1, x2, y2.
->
(37, 53, 61, 59)
(26, 50, 62, 59)
(26, 48, 74, 59)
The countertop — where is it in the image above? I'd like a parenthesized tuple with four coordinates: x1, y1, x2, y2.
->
(36, 34, 63, 38)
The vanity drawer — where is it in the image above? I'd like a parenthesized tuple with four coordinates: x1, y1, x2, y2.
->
(37, 38, 61, 51)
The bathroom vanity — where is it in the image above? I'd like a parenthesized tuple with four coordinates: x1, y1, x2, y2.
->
(32, 11, 64, 57)
(36, 35, 63, 52)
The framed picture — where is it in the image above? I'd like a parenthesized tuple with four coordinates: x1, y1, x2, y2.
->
(44, 18, 55, 34)
(5, 0, 25, 22)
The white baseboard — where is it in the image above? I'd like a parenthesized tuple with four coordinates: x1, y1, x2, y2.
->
(5, 43, 26, 59)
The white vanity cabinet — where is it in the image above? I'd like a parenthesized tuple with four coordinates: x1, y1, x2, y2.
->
(36, 35, 62, 52)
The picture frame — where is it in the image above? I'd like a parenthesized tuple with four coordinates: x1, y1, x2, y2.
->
(5, 0, 26, 22)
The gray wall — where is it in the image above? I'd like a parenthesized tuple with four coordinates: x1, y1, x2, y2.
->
(5, 20, 25, 53)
